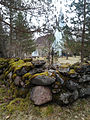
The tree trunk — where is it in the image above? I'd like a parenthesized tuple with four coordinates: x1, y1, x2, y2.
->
(9, 1, 13, 57)
(81, 0, 86, 62)
(51, 47, 54, 65)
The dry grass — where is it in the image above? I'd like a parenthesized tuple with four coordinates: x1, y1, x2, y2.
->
(33, 56, 81, 65)
(57, 56, 81, 64)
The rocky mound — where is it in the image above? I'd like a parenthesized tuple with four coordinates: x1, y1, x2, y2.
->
(0, 58, 90, 105)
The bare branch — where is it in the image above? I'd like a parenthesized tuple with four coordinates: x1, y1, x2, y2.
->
(0, 17, 41, 34)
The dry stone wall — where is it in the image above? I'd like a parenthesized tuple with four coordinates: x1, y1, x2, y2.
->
(0, 58, 90, 105)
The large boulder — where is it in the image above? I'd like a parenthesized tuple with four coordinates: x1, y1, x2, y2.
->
(30, 86, 52, 105)
(31, 74, 55, 86)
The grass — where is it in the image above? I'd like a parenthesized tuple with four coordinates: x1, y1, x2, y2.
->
(33, 56, 81, 65)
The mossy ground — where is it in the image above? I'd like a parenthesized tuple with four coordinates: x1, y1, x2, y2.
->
(0, 80, 90, 120)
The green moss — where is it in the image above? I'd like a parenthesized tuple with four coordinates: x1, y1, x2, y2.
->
(7, 98, 27, 113)
(68, 69, 76, 74)
(9, 60, 34, 73)
(12, 73, 17, 80)
(22, 73, 32, 80)
(55, 81, 61, 86)
(0, 58, 9, 70)
(0, 86, 12, 104)
(23, 58, 32, 62)
(7, 92, 32, 113)
(9, 82, 17, 96)
(0, 87, 7, 98)
(5, 71, 10, 77)
(56, 71, 69, 81)
(10, 59, 24, 70)
(12, 88, 29, 98)
(0, 103, 8, 112)
(74, 65, 81, 71)
(0, 74, 5, 81)
(40, 105, 54, 117)
(32, 107, 41, 116)
(31, 71, 49, 79)
(60, 64, 70, 68)
(25, 80, 30, 86)
(4, 67, 13, 78)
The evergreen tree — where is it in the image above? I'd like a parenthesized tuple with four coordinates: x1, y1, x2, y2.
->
(14, 12, 35, 58)
(61, 0, 90, 62)
(0, 12, 8, 57)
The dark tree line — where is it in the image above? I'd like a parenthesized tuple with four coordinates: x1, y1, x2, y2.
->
(0, 0, 57, 58)
(0, 0, 89, 62)
(63, 0, 90, 62)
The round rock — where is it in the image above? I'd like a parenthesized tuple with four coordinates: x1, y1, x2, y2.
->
(30, 86, 52, 105)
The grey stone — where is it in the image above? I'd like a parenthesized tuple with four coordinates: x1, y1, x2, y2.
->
(7, 72, 12, 80)
(59, 67, 70, 73)
(65, 80, 81, 91)
(79, 86, 90, 97)
(31, 75, 55, 85)
(14, 76, 21, 86)
(31, 60, 46, 68)
(86, 65, 90, 74)
(30, 86, 52, 105)
(16, 67, 27, 76)
(59, 92, 72, 104)
(72, 90, 79, 100)
(29, 68, 44, 75)
(59, 90, 79, 105)
(69, 73, 78, 78)
(0, 69, 3, 75)
(56, 73, 64, 84)
(79, 75, 90, 83)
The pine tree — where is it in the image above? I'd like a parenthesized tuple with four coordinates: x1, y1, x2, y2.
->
(62, 0, 90, 62)
(0, 12, 8, 57)
(14, 12, 35, 58)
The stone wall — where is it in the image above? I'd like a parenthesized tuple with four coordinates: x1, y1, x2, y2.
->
(0, 58, 90, 106)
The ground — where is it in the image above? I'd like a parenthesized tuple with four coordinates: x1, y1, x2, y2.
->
(0, 84, 90, 120)
(0, 56, 90, 120)
(58, 56, 81, 64)
(33, 56, 81, 64)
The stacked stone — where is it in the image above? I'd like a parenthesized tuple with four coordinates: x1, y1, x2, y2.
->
(0, 58, 90, 106)
(53, 63, 90, 105)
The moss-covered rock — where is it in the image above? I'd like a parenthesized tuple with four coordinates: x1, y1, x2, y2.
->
(60, 64, 70, 68)
(22, 73, 32, 81)
(31, 71, 49, 79)
(0, 58, 9, 71)
(30, 72, 56, 86)
(23, 58, 32, 62)
(68, 69, 76, 74)
(12, 73, 17, 80)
